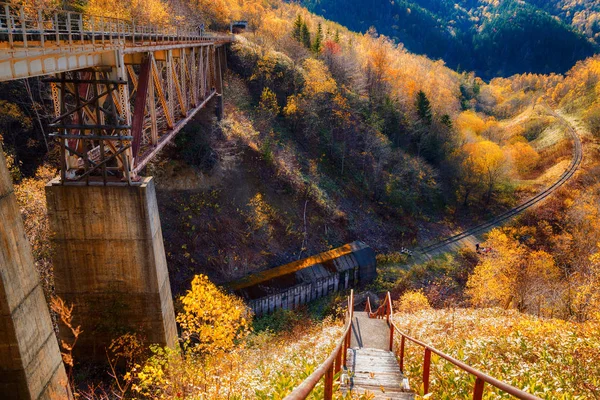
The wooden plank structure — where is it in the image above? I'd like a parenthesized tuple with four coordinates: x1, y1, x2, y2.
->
(345, 348, 413, 399)
(229, 241, 376, 316)
(343, 310, 413, 399)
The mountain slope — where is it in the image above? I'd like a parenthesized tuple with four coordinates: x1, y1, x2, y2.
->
(301, 0, 598, 78)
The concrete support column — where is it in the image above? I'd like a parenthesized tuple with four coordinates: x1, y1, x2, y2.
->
(45, 177, 177, 362)
(0, 150, 71, 399)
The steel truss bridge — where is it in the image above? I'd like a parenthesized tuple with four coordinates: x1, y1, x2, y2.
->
(0, 2, 233, 184)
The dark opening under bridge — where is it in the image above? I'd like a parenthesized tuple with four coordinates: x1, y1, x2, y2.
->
(0, 3, 235, 399)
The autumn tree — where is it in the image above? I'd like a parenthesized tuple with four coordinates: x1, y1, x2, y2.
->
(258, 87, 280, 121)
(457, 140, 507, 205)
(467, 228, 562, 316)
(364, 34, 391, 106)
(177, 274, 252, 354)
(509, 141, 540, 176)
(84, 0, 169, 25)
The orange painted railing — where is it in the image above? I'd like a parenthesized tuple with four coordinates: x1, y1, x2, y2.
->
(284, 290, 354, 400)
(370, 292, 541, 400)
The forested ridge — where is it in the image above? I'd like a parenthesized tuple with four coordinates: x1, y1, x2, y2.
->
(301, 0, 599, 78)
(2, 0, 600, 398)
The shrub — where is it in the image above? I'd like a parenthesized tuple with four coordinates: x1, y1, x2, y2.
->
(395, 290, 431, 313)
(584, 103, 600, 138)
(176, 274, 252, 354)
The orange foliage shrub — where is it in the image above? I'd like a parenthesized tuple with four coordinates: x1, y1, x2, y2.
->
(509, 141, 540, 175)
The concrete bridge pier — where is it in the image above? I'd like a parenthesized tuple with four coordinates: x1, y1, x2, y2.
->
(0, 150, 71, 399)
(45, 177, 177, 362)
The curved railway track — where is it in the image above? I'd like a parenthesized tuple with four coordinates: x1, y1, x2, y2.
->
(419, 106, 583, 257)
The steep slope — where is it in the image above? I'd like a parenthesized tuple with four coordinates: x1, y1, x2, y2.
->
(301, 0, 597, 78)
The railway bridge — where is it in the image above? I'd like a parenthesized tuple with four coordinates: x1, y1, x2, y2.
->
(0, 3, 233, 398)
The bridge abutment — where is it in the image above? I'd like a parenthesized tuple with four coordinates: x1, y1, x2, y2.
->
(0, 151, 71, 399)
(45, 177, 177, 361)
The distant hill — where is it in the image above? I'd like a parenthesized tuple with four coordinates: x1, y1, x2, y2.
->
(300, 0, 599, 78)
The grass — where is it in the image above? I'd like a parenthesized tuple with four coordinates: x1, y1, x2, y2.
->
(393, 308, 600, 399)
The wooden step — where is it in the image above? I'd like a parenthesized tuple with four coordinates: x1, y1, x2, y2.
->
(342, 348, 414, 399)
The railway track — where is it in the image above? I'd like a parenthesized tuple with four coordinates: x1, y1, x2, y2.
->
(419, 105, 583, 257)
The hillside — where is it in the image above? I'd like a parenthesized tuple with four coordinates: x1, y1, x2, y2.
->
(300, 0, 598, 78)
(393, 307, 600, 398)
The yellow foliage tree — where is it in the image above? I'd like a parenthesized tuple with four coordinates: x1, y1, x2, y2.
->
(467, 229, 562, 316)
(301, 58, 337, 97)
(509, 141, 540, 175)
(460, 140, 507, 204)
(84, 0, 169, 25)
(177, 274, 252, 354)
(456, 110, 487, 137)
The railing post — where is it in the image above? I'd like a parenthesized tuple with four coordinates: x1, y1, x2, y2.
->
(389, 319, 394, 351)
(90, 16, 95, 45)
(101, 16, 105, 45)
(423, 348, 431, 395)
(5, 4, 13, 48)
(53, 11, 59, 46)
(324, 363, 334, 400)
(78, 13, 83, 44)
(473, 377, 485, 400)
(38, 10, 44, 47)
(66, 12, 72, 45)
(19, 6, 27, 48)
(399, 336, 405, 372)
(335, 346, 342, 374)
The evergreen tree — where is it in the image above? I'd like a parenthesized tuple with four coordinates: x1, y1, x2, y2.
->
(416, 90, 432, 126)
(312, 23, 323, 54)
(334, 30, 340, 43)
(292, 15, 303, 41)
(300, 22, 311, 49)
(440, 114, 452, 128)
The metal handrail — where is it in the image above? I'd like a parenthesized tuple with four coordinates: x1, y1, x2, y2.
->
(284, 290, 354, 400)
(0, 2, 233, 50)
(374, 291, 542, 400)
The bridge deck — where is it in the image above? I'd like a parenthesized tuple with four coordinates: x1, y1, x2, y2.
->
(344, 312, 414, 399)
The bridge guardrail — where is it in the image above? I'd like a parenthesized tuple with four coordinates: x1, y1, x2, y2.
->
(0, 2, 232, 50)
(370, 291, 542, 400)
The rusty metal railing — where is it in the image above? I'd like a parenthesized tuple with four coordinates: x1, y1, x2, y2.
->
(0, 2, 232, 50)
(370, 292, 542, 400)
(284, 290, 354, 400)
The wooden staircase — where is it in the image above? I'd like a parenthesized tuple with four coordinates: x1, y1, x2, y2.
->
(342, 311, 414, 399)
(284, 291, 541, 400)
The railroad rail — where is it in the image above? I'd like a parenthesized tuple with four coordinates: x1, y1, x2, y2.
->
(420, 103, 583, 256)
(0, 2, 234, 184)
(368, 293, 542, 400)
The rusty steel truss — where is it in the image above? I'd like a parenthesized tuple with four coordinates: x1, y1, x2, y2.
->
(0, 2, 231, 184)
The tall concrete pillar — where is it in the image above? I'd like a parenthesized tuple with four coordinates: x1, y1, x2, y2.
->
(45, 177, 177, 361)
(0, 150, 71, 399)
